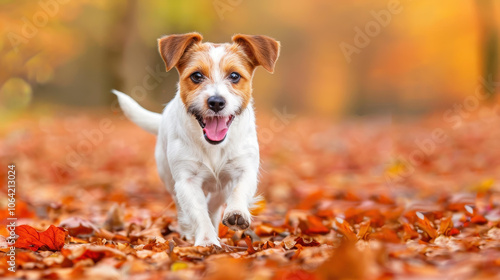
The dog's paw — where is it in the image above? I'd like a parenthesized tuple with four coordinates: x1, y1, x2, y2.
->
(194, 235, 221, 247)
(222, 210, 250, 231)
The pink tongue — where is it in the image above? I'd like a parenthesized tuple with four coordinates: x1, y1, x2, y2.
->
(203, 116, 229, 141)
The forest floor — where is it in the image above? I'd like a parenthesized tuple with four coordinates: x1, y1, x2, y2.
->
(1, 104, 500, 279)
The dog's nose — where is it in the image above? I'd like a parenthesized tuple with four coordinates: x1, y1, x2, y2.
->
(207, 96, 226, 112)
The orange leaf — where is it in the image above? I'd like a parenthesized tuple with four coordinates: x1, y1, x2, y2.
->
(402, 223, 419, 241)
(254, 224, 287, 237)
(300, 215, 330, 235)
(262, 240, 276, 249)
(14, 225, 67, 251)
(357, 220, 371, 240)
(335, 218, 357, 241)
(470, 215, 487, 225)
(437, 216, 453, 236)
(290, 244, 303, 260)
(370, 227, 401, 243)
(62, 245, 126, 263)
(218, 224, 234, 238)
(415, 212, 438, 240)
(244, 236, 257, 254)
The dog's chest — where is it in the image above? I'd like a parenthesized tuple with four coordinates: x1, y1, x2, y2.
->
(199, 153, 244, 193)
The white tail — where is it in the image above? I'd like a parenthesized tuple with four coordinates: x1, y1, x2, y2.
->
(112, 89, 161, 135)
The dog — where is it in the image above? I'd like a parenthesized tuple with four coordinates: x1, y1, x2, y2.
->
(112, 32, 280, 246)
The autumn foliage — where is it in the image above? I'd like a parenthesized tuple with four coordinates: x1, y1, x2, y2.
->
(1, 107, 500, 279)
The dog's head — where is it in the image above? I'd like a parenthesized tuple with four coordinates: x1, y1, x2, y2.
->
(158, 33, 280, 145)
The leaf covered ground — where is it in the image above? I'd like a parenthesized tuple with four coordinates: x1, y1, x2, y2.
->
(1, 106, 500, 279)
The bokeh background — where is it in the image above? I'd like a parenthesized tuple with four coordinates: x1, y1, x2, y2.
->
(1, 0, 499, 118)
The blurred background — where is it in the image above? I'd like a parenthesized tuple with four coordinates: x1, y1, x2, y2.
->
(0, 0, 499, 117)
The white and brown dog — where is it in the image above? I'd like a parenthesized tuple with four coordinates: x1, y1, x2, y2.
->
(112, 33, 280, 246)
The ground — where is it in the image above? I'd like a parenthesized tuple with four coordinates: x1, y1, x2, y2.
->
(1, 106, 500, 279)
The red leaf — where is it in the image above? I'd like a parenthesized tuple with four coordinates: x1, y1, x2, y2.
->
(470, 215, 488, 225)
(300, 215, 330, 235)
(14, 225, 67, 251)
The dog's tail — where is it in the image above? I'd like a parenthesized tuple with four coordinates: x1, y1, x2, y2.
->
(112, 89, 161, 135)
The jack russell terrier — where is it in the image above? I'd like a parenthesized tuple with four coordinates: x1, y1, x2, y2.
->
(112, 32, 280, 246)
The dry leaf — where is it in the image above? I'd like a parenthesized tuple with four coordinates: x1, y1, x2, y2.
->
(14, 225, 67, 251)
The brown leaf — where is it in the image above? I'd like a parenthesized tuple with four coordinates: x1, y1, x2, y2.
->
(14, 225, 67, 251)
(244, 235, 257, 254)
(59, 217, 98, 237)
(103, 203, 125, 232)
(294, 236, 320, 247)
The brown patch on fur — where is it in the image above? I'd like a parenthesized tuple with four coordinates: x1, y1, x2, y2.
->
(158, 33, 203, 71)
(221, 44, 255, 111)
(232, 34, 280, 73)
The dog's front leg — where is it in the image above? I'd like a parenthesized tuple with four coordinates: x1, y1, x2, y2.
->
(222, 170, 258, 231)
(175, 178, 220, 247)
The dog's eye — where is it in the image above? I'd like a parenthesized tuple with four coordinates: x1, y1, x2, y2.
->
(229, 72, 241, 84)
(190, 72, 204, 84)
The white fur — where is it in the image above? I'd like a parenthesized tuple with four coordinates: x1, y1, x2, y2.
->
(112, 47, 260, 247)
(112, 89, 161, 135)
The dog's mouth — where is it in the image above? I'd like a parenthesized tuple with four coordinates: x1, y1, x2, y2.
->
(195, 114, 235, 145)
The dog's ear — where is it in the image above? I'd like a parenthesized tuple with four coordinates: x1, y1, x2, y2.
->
(232, 34, 280, 73)
(158, 33, 203, 71)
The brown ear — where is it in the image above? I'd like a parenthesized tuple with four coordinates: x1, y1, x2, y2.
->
(232, 34, 280, 73)
(158, 33, 203, 71)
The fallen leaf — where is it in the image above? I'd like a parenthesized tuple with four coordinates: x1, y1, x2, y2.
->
(299, 215, 330, 235)
(244, 236, 257, 254)
(103, 203, 125, 232)
(59, 217, 98, 237)
(14, 225, 67, 251)
(415, 212, 438, 240)
(357, 220, 371, 240)
(335, 218, 357, 241)
(437, 216, 453, 236)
